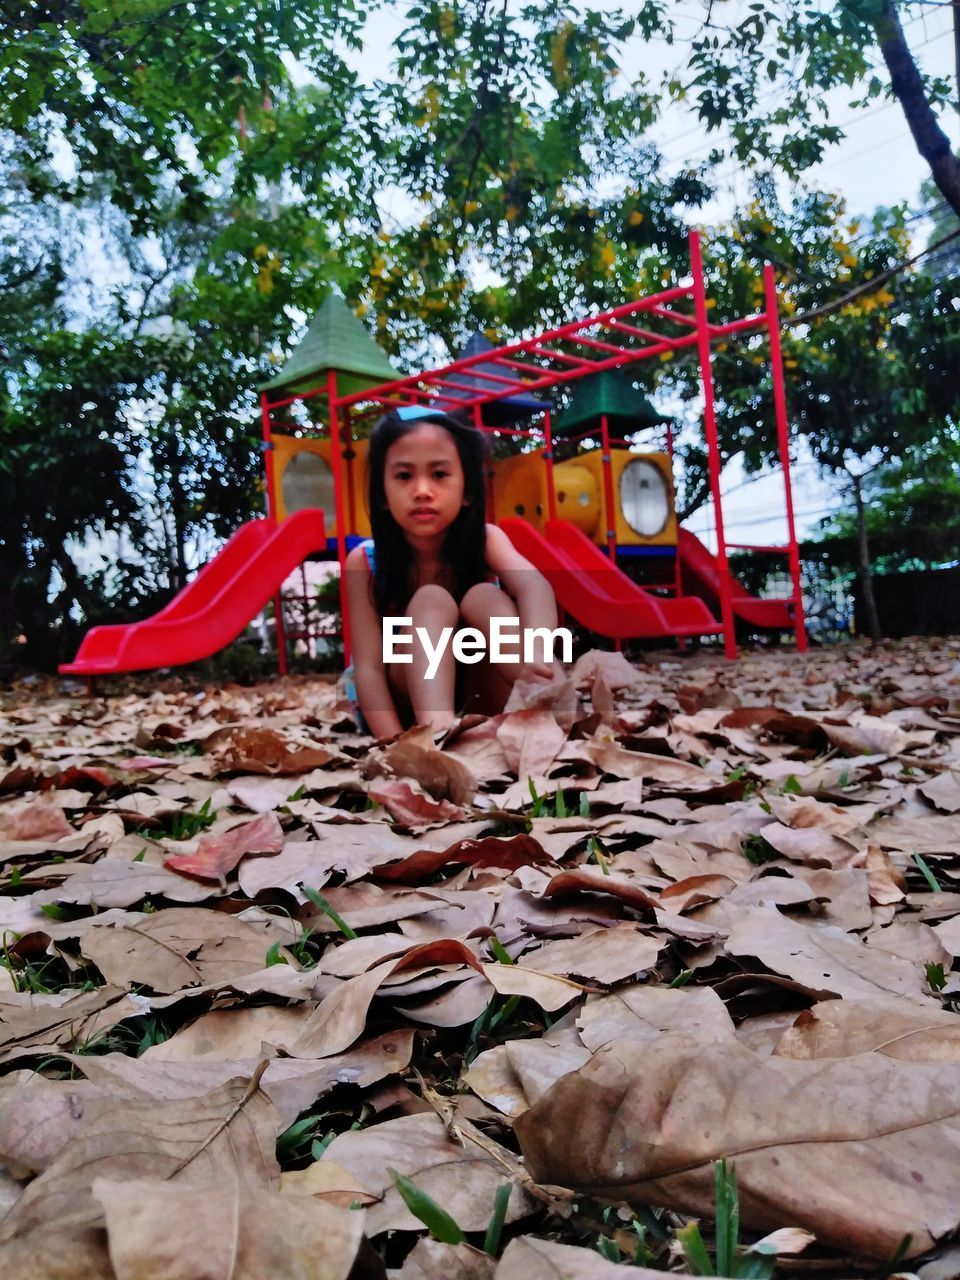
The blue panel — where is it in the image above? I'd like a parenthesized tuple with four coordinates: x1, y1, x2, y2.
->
(616, 545, 676, 558)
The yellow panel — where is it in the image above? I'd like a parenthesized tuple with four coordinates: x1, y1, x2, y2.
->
(566, 450, 677, 547)
(269, 436, 370, 535)
(552, 461, 599, 537)
(491, 451, 548, 531)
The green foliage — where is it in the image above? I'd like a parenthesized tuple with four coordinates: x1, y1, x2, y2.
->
(913, 853, 941, 893)
(926, 961, 947, 993)
(301, 884, 358, 940)
(3, 3, 958, 669)
(389, 1167, 466, 1244)
(483, 1183, 512, 1256)
(166, 798, 216, 841)
(677, 1160, 775, 1279)
(741, 834, 779, 866)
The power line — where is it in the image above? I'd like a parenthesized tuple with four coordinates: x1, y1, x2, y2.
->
(785, 224, 960, 327)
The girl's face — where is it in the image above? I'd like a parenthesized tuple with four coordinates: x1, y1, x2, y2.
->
(383, 423, 467, 541)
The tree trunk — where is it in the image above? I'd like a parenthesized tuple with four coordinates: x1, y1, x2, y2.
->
(874, 2, 960, 218)
(852, 474, 882, 642)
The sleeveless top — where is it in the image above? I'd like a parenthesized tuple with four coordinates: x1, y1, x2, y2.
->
(342, 537, 500, 720)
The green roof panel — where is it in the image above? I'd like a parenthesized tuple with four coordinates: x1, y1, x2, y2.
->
(553, 369, 671, 436)
(261, 294, 400, 399)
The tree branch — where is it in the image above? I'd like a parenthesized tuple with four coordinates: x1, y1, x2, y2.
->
(873, 1, 960, 217)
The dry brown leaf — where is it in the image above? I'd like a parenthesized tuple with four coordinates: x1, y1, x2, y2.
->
(373, 833, 551, 885)
(397, 1238, 496, 1280)
(515, 1033, 960, 1258)
(164, 811, 284, 882)
(0, 795, 73, 841)
(323, 1111, 535, 1235)
(480, 962, 587, 1011)
(0, 987, 145, 1066)
(581, 739, 708, 786)
(774, 998, 960, 1061)
(571, 650, 641, 691)
(873, 813, 960, 855)
(0, 1077, 113, 1176)
(79, 907, 295, 993)
(0, 1227, 115, 1279)
(919, 772, 960, 813)
(94, 1176, 365, 1280)
(139, 1005, 311, 1058)
(542, 869, 659, 913)
(293, 939, 484, 1057)
(517, 926, 661, 985)
(81, 1030, 414, 1127)
(279, 1159, 377, 1209)
(866, 919, 952, 966)
(725, 908, 935, 1002)
(757, 821, 865, 870)
(368, 777, 468, 825)
(496, 710, 566, 778)
(0, 1070, 279, 1240)
(383, 733, 478, 806)
(46, 858, 216, 907)
(576, 985, 735, 1052)
(203, 725, 337, 775)
(766, 793, 872, 835)
(495, 1236, 661, 1279)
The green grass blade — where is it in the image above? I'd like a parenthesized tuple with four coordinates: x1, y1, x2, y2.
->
(300, 885, 357, 939)
(913, 853, 941, 892)
(597, 1236, 620, 1261)
(483, 1182, 512, 1255)
(389, 1168, 465, 1244)
(677, 1220, 714, 1276)
(713, 1158, 737, 1277)
(488, 936, 514, 965)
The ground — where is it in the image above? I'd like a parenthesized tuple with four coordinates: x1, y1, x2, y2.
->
(1, 639, 959, 1279)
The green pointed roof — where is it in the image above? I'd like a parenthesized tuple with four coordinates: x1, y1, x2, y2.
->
(261, 294, 400, 399)
(553, 369, 672, 437)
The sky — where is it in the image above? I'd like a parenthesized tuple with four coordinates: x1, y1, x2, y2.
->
(351, 2, 959, 555)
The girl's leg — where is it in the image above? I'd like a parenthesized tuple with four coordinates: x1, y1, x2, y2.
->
(391, 584, 460, 730)
(458, 582, 521, 714)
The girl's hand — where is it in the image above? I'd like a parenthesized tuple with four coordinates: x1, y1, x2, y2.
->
(516, 660, 561, 684)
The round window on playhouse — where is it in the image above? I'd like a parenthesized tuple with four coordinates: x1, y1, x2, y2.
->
(619, 458, 669, 537)
(281, 451, 334, 516)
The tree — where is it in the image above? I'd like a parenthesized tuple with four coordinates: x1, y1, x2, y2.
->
(671, 0, 960, 218)
(665, 187, 960, 639)
(817, 422, 960, 573)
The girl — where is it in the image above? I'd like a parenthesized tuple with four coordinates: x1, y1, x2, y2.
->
(344, 405, 562, 738)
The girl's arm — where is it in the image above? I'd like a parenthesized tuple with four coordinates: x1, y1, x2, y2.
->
(343, 546, 405, 739)
(483, 523, 563, 678)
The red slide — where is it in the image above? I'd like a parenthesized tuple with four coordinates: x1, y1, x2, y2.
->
(677, 527, 793, 630)
(501, 518, 721, 639)
(60, 509, 328, 676)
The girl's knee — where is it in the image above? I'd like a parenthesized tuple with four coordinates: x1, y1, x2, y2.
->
(409, 583, 458, 621)
(460, 582, 514, 625)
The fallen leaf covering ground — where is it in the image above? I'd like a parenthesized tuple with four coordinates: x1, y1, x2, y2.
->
(1, 638, 960, 1278)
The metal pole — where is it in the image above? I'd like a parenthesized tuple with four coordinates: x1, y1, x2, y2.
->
(262, 391, 287, 675)
(690, 230, 737, 659)
(543, 408, 557, 523)
(599, 413, 618, 562)
(343, 406, 357, 536)
(474, 403, 495, 521)
(763, 264, 807, 653)
(260, 392, 277, 520)
(328, 371, 352, 667)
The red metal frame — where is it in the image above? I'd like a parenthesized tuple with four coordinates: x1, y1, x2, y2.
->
(260, 230, 806, 665)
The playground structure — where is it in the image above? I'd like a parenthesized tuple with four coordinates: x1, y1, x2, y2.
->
(61, 230, 806, 677)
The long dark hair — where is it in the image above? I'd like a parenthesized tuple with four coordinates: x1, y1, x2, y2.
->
(367, 410, 489, 615)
